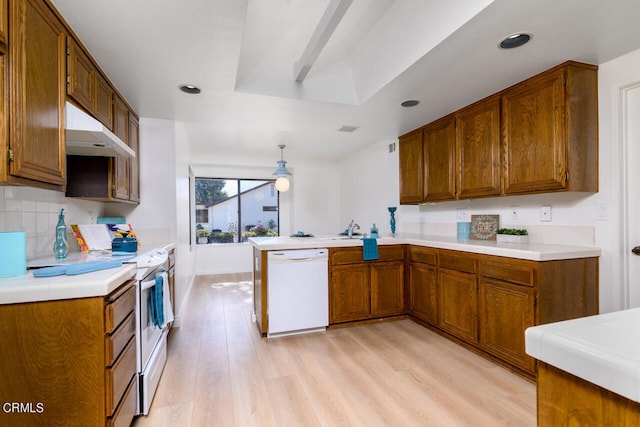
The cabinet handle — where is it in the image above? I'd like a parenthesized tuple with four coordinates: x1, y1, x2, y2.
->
(632, 246, 640, 256)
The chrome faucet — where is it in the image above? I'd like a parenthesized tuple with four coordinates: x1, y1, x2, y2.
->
(347, 219, 360, 238)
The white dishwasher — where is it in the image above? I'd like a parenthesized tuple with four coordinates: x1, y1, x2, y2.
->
(267, 248, 328, 338)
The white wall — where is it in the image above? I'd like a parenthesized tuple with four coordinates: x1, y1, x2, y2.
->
(339, 49, 640, 314)
(192, 154, 341, 275)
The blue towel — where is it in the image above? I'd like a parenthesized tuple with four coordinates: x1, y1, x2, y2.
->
(149, 276, 164, 329)
(33, 260, 123, 277)
(362, 237, 378, 261)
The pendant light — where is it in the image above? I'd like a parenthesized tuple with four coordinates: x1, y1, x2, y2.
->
(273, 144, 292, 192)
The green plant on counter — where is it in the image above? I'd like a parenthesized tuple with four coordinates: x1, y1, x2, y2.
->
(496, 228, 528, 236)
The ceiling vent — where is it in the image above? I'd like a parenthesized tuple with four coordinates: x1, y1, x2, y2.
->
(338, 125, 359, 132)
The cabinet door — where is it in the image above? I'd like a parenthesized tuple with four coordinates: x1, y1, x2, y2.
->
(0, 0, 6, 46)
(371, 261, 404, 317)
(128, 114, 140, 203)
(95, 71, 114, 129)
(502, 68, 566, 194)
(409, 262, 438, 325)
(67, 37, 95, 113)
(8, 0, 66, 188)
(456, 95, 501, 198)
(399, 130, 424, 204)
(438, 268, 478, 344)
(112, 95, 130, 200)
(479, 277, 535, 373)
(330, 264, 370, 323)
(423, 115, 456, 201)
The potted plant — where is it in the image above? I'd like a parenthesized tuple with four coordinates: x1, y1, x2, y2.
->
(196, 228, 210, 244)
(496, 228, 529, 244)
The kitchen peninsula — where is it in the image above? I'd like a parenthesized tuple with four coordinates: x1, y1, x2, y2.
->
(251, 234, 600, 379)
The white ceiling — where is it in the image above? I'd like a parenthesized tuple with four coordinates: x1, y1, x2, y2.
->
(50, 0, 640, 161)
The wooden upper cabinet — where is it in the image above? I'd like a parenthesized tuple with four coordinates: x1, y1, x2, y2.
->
(6, 0, 66, 189)
(128, 113, 140, 203)
(95, 71, 114, 129)
(423, 114, 456, 202)
(456, 95, 501, 198)
(67, 37, 95, 114)
(112, 95, 130, 201)
(502, 61, 598, 194)
(398, 130, 424, 204)
(67, 37, 115, 130)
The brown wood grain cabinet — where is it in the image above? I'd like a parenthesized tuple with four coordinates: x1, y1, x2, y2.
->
(537, 362, 640, 425)
(0, 278, 137, 427)
(423, 115, 456, 202)
(0, 0, 7, 47)
(404, 247, 598, 378)
(438, 250, 478, 344)
(128, 113, 140, 203)
(455, 94, 502, 198)
(398, 60, 597, 204)
(329, 246, 405, 324)
(3, 0, 67, 190)
(408, 246, 438, 325)
(112, 95, 130, 200)
(502, 61, 598, 194)
(67, 36, 115, 130)
(398, 130, 424, 204)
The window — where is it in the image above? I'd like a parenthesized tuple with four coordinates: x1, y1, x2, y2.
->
(195, 178, 279, 244)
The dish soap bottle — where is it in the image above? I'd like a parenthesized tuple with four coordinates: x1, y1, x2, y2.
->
(53, 209, 69, 259)
(370, 224, 379, 239)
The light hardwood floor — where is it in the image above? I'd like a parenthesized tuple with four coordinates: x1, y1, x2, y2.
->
(133, 274, 536, 427)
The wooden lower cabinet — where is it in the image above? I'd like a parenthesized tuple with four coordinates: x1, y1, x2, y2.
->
(408, 261, 438, 325)
(407, 248, 598, 378)
(537, 362, 640, 426)
(0, 277, 137, 427)
(330, 263, 370, 322)
(329, 246, 405, 324)
(438, 267, 478, 344)
(479, 277, 535, 372)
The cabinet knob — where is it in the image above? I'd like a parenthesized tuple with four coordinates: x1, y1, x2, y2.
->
(632, 246, 640, 256)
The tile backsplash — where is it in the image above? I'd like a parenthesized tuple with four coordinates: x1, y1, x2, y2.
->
(0, 186, 105, 260)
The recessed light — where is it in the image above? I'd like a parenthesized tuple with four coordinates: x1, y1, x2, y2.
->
(401, 99, 420, 107)
(499, 33, 532, 49)
(179, 84, 201, 94)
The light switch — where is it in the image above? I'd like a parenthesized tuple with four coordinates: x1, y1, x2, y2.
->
(540, 205, 552, 222)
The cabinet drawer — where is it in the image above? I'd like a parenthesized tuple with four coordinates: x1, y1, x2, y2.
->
(409, 246, 437, 265)
(330, 245, 404, 265)
(105, 281, 136, 333)
(480, 259, 535, 287)
(106, 337, 136, 416)
(439, 250, 477, 273)
(107, 374, 137, 427)
(105, 310, 135, 367)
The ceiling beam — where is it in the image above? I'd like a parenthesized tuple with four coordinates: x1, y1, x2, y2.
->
(293, 0, 353, 83)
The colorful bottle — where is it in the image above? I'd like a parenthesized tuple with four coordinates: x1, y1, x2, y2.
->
(54, 209, 69, 259)
(370, 224, 379, 239)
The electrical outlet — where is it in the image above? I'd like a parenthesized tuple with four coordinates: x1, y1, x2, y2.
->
(456, 208, 469, 221)
(540, 205, 552, 222)
(509, 206, 520, 222)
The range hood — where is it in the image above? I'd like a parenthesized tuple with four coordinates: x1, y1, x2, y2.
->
(64, 102, 135, 158)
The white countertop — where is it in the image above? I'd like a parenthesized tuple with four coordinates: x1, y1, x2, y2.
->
(249, 233, 601, 261)
(0, 264, 137, 305)
(525, 308, 640, 402)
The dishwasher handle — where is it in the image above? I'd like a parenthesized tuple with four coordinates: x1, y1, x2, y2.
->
(268, 249, 328, 262)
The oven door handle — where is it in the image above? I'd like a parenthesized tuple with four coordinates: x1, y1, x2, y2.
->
(141, 279, 159, 290)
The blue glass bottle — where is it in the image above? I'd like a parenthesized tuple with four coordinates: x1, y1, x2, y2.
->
(54, 209, 69, 259)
